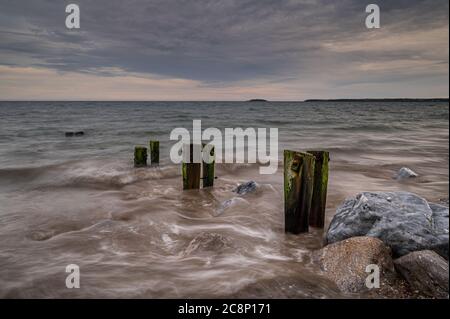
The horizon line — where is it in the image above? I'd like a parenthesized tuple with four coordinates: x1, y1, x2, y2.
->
(0, 98, 449, 103)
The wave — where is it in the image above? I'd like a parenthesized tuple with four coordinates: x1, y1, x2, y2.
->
(333, 123, 407, 132)
(0, 160, 180, 189)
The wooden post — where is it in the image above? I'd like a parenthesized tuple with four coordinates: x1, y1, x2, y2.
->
(284, 150, 315, 234)
(150, 140, 160, 165)
(182, 144, 201, 190)
(202, 144, 215, 188)
(307, 151, 330, 228)
(134, 146, 148, 167)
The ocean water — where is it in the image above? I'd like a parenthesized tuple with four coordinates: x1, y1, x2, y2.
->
(0, 101, 448, 298)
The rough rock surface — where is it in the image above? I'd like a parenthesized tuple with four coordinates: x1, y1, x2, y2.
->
(233, 181, 258, 195)
(326, 192, 449, 259)
(437, 198, 449, 207)
(394, 250, 449, 299)
(394, 167, 418, 180)
(313, 237, 396, 293)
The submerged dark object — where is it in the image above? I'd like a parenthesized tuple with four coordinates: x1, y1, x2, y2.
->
(233, 181, 257, 195)
(65, 131, 84, 137)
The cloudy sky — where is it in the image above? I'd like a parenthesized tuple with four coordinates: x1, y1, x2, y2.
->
(0, 0, 448, 100)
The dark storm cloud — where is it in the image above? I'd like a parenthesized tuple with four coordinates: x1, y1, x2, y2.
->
(0, 0, 448, 84)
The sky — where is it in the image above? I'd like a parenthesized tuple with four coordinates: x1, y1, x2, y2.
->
(0, 0, 448, 101)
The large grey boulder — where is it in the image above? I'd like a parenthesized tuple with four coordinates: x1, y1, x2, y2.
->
(326, 192, 449, 259)
(313, 237, 396, 293)
(394, 250, 449, 299)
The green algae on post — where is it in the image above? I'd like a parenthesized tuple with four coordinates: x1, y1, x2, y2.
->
(182, 144, 201, 190)
(307, 151, 330, 228)
(150, 140, 160, 165)
(202, 144, 215, 188)
(284, 150, 316, 234)
(134, 146, 148, 167)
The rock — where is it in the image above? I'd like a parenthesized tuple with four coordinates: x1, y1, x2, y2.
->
(429, 203, 449, 237)
(313, 237, 396, 293)
(394, 167, 418, 180)
(65, 131, 84, 137)
(326, 192, 449, 259)
(215, 197, 249, 216)
(394, 250, 449, 299)
(438, 198, 449, 207)
(233, 181, 258, 195)
(183, 232, 234, 256)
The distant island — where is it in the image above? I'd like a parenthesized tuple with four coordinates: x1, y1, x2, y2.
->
(247, 99, 268, 102)
(304, 98, 449, 102)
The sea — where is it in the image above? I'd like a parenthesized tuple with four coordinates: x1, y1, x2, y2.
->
(0, 101, 448, 298)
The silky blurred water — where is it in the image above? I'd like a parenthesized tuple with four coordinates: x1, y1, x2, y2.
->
(0, 101, 448, 298)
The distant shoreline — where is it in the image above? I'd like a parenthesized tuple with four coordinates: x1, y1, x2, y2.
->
(0, 98, 448, 103)
(303, 98, 449, 103)
(247, 99, 268, 102)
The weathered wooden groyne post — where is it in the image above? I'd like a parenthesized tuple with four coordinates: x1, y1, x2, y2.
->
(284, 150, 316, 234)
(307, 151, 329, 228)
(150, 140, 160, 165)
(134, 146, 148, 167)
(182, 144, 201, 190)
(202, 144, 215, 188)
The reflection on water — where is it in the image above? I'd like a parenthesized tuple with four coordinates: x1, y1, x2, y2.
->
(0, 101, 448, 298)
